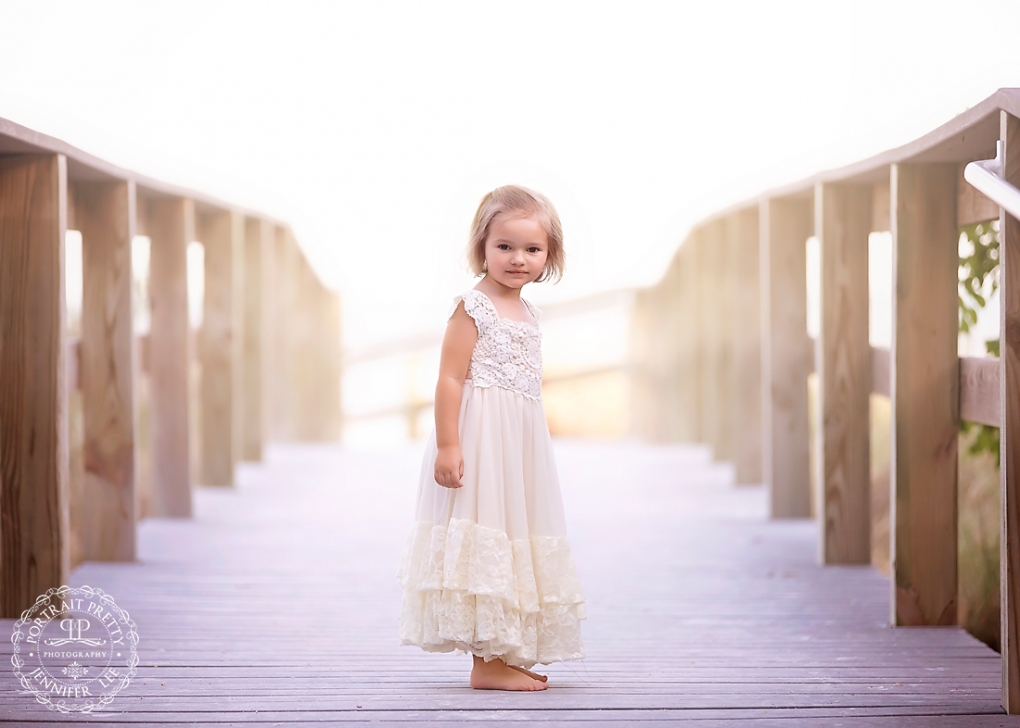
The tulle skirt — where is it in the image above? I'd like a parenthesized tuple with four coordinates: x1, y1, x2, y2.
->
(397, 383, 586, 668)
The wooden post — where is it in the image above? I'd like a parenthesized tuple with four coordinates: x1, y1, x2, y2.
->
(730, 208, 762, 483)
(815, 182, 871, 564)
(242, 218, 270, 460)
(277, 230, 299, 441)
(148, 197, 194, 517)
(320, 285, 343, 440)
(645, 283, 667, 441)
(889, 163, 959, 626)
(268, 226, 289, 441)
(660, 255, 682, 440)
(674, 239, 702, 442)
(1000, 110, 1020, 714)
(197, 210, 243, 485)
(75, 180, 137, 559)
(760, 197, 813, 517)
(0, 154, 69, 616)
(717, 219, 737, 463)
(292, 252, 313, 440)
(629, 288, 655, 440)
(699, 221, 728, 459)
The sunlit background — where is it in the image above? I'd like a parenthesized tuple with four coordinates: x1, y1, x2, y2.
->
(2, 0, 1016, 448)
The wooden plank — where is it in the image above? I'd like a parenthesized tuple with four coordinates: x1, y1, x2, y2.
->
(958, 162, 1001, 226)
(241, 218, 270, 460)
(760, 198, 812, 517)
(0, 441, 1008, 723)
(628, 289, 652, 439)
(147, 197, 194, 517)
(319, 285, 343, 441)
(960, 356, 1000, 426)
(699, 221, 729, 460)
(815, 182, 872, 565)
(730, 208, 762, 484)
(0, 154, 69, 617)
(277, 230, 299, 441)
(872, 180, 890, 232)
(268, 226, 290, 441)
(890, 162, 959, 628)
(74, 180, 137, 560)
(868, 350, 995, 424)
(197, 211, 243, 486)
(1001, 109, 1020, 715)
(675, 238, 703, 442)
(263, 226, 280, 442)
(871, 346, 890, 397)
(658, 251, 682, 441)
(716, 220, 737, 463)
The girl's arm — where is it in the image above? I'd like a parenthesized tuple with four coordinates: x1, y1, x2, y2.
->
(433, 302, 477, 488)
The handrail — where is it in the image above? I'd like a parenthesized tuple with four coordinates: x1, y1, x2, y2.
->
(964, 140, 1020, 220)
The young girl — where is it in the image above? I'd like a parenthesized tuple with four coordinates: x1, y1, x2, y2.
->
(397, 185, 586, 691)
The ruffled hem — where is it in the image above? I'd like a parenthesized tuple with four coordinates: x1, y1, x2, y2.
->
(397, 518, 586, 668)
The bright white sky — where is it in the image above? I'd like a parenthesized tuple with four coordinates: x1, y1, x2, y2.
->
(0, 1, 1017, 348)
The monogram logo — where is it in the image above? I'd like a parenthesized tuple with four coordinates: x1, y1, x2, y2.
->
(10, 585, 138, 714)
(43, 619, 108, 647)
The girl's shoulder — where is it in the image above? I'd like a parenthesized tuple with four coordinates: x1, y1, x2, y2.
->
(447, 289, 498, 332)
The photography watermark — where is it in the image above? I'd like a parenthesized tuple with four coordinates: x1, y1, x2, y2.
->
(10, 585, 139, 714)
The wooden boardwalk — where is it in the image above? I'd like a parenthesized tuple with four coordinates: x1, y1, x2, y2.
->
(1, 441, 1016, 726)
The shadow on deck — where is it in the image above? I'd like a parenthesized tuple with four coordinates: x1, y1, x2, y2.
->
(1, 442, 1014, 726)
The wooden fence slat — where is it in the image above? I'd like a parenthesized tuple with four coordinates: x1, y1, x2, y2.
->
(319, 285, 343, 441)
(660, 253, 681, 441)
(277, 231, 299, 441)
(242, 218, 270, 461)
(147, 197, 194, 517)
(699, 221, 729, 460)
(0, 154, 69, 617)
(760, 198, 812, 517)
(872, 181, 891, 232)
(264, 226, 281, 442)
(960, 356, 1000, 426)
(816, 182, 872, 565)
(75, 180, 137, 560)
(731, 208, 762, 484)
(890, 162, 959, 627)
(716, 219, 739, 464)
(1000, 109, 1020, 715)
(677, 239, 703, 442)
(197, 210, 243, 486)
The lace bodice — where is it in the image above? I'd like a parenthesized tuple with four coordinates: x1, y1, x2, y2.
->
(450, 290, 543, 400)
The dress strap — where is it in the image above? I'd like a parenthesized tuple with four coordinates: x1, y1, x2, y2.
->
(522, 297, 543, 324)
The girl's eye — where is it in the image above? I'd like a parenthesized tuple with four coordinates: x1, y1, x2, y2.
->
(528, 247, 541, 253)
(498, 244, 511, 250)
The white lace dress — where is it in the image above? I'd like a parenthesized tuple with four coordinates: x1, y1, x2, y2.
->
(397, 289, 586, 668)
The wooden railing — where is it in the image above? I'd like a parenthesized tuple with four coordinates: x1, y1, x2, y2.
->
(0, 118, 341, 618)
(631, 88, 1020, 712)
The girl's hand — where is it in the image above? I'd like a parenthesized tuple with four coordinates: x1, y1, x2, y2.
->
(435, 445, 464, 488)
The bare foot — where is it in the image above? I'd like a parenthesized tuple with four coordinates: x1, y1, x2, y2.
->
(509, 665, 548, 682)
(470, 656, 547, 691)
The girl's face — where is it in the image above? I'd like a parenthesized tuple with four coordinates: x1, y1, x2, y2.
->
(483, 213, 549, 290)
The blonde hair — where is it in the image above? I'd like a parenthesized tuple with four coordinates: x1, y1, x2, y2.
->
(466, 185, 564, 283)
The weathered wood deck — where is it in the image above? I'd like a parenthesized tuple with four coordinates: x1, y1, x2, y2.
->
(1, 441, 1015, 726)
